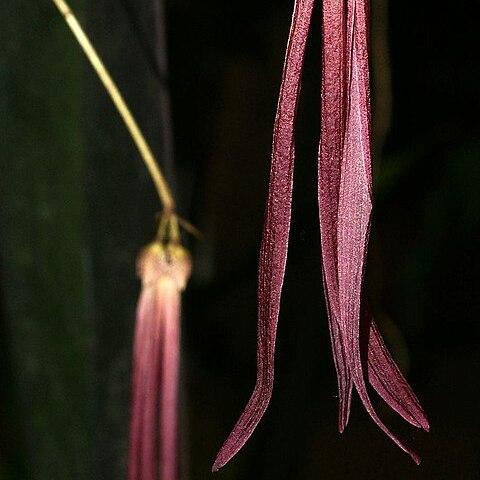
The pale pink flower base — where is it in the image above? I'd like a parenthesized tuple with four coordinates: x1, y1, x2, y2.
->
(129, 244, 191, 480)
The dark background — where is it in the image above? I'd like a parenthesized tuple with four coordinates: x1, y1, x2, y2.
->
(1, 0, 479, 479)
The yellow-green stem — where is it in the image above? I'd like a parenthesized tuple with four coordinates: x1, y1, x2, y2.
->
(51, 0, 175, 213)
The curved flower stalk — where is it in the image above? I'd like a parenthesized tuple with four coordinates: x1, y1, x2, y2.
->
(51, 2, 195, 477)
(213, 0, 428, 471)
(129, 235, 192, 480)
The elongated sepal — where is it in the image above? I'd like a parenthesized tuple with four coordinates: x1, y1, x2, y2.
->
(212, 0, 315, 471)
(129, 242, 191, 480)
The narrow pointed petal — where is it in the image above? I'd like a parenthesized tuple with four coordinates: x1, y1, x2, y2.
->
(319, 0, 354, 432)
(337, 45, 420, 465)
(335, 0, 423, 463)
(323, 286, 353, 431)
(367, 314, 430, 431)
(212, 0, 315, 471)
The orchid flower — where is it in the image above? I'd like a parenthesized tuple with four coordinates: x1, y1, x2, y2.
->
(129, 228, 192, 480)
(213, 0, 428, 471)
(50, 1, 193, 478)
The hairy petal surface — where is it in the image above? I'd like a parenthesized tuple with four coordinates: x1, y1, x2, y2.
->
(322, 0, 428, 463)
(319, 0, 353, 432)
(367, 312, 430, 431)
(212, 0, 315, 471)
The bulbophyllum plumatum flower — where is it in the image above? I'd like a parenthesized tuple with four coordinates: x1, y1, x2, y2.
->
(129, 225, 192, 480)
(213, 0, 429, 471)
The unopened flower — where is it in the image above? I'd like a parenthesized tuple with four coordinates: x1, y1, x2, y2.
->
(129, 241, 191, 480)
(213, 0, 428, 471)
